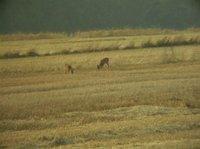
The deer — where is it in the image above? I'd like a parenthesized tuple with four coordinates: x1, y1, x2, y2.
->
(65, 64, 75, 74)
(97, 57, 110, 70)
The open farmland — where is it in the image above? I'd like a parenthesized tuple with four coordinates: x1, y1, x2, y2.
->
(0, 31, 200, 148)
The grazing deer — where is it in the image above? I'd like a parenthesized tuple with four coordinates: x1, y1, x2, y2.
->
(65, 64, 74, 74)
(97, 57, 110, 70)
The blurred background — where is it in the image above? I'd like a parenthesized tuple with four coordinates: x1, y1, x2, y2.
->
(0, 0, 200, 34)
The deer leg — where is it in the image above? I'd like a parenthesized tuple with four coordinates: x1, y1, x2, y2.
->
(106, 62, 109, 68)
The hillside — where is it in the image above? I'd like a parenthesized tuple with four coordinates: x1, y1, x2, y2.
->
(0, 0, 200, 33)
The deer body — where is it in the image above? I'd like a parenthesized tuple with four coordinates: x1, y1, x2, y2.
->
(97, 57, 109, 70)
(65, 64, 74, 74)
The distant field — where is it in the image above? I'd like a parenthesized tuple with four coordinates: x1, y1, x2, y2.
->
(0, 30, 200, 148)
(0, 29, 200, 59)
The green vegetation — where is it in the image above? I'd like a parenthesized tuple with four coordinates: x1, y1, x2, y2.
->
(0, 30, 200, 148)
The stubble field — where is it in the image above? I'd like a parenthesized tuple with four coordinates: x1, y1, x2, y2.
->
(0, 30, 200, 148)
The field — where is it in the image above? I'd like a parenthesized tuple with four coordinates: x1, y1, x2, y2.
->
(0, 30, 200, 148)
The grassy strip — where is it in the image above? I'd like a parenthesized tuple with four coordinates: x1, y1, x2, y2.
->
(73, 28, 200, 38)
(0, 36, 200, 59)
(141, 36, 200, 48)
(0, 32, 68, 41)
(0, 41, 136, 59)
(1, 28, 200, 41)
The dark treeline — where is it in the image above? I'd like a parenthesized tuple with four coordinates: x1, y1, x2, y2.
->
(0, 0, 200, 34)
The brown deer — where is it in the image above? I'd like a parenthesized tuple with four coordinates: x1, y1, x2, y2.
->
(97, 57, 110, 70)
(65, 64, 74, 74)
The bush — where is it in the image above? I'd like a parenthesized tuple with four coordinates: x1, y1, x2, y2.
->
(3, 51, 21, 58)
(141, 39, 155, 48)
(142, 36, 200, 48)
(58, 49, 71, 55)
(1, 49, 39, 59)
(156, 37, 172, 47)
(50, 136, 73, 146)
(172, 36, 187, 46)
(188, 36, 200, 44)
(26, 49, 39, 57)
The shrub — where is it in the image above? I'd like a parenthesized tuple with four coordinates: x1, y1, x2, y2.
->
(26, 49, 39, 57)
(172, 36, 187, 45)
(156, 37, 172, 47)
(50, 136, 73, 146)
(59, 49, 71, 55)
(142, 36, 200, 48)
(188, 36, 200, 44)
(141, 39, 155, 48)
(2, 51, 21, 58)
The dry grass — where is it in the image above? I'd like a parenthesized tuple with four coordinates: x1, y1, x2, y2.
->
(2, 28, 200, 41)
(0, 32, 68, 41)
(73, 28, 200, 38)
(141, 36, 200, 48)
(0, 106, 200, 148)
(1, 29, 200, 59)
(0, 33, 200, 148)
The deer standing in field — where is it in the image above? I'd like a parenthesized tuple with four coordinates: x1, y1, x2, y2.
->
(65, 64, 75, 74)
(97, 57, 110, 70)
